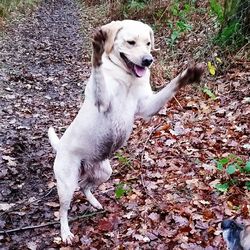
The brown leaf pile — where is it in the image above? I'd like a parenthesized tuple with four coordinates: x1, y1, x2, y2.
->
(0, 0, 249, 249)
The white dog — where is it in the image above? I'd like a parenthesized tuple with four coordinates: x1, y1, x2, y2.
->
(48, 20, 203, 244)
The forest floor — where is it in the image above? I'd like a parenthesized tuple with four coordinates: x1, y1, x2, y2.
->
(0, 0, 249, 249)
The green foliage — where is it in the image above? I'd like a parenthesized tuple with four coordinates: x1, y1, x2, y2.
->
(215, 183, 229, 193)
(245, 161, 250, 172)
(170, 1, 192, 18)
(210, 0, 248, 50)
(126, 0, 146, 11)
(214, 20, 246, 50)
(218, 157, 229, 165)
(209, 0, 224, 23)
(121, 0, 149, 16)
(245, 181, 250, 191)
(176, 20, 192, 32)
(166, 1, 193, 47)
(0, 0, 38, 18)
(226, 164, 236, 175)
(115, 152, 131, 166)
(114, 182, 130, 199)
(170, 2, 180, 17)
(167, 29, 180, 46)
(214, 155, 250, 193)
(202, 87, 217, 100)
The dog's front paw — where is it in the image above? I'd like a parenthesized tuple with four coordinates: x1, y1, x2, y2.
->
(61, 229, 75, 245)
(92, 29, 107, 67)
(178, 63, 204, 87)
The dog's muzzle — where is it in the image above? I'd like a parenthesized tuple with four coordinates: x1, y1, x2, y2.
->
(120, 52, 153, 78)
(141, 55, 153, 67)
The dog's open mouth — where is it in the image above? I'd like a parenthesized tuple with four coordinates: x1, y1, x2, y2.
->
(120, 52, 146, 78)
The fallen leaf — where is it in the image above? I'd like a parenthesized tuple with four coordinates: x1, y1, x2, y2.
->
(207, 61, 216, 75)
(53, 237, 62, 244)
(165, 138, 176, 146)
(26, 242, 37, 250)
(2, 155, 17, 167)
(0, 203, 15, 211)
(54, 211, 60, 220)
(148, 212, 160, 222)
(45, 201, 60, 208)
(133, 233, 150, 242)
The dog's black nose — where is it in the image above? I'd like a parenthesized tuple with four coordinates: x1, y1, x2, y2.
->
(141, 55, 153, 67)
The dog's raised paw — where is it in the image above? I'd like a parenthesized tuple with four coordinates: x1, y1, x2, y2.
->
(179, 63, 204, 86)
(92, 29, 107, 67)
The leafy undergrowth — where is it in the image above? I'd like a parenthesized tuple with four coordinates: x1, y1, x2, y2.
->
(0, 0, 40, 29)
(0, 0, 249, 249)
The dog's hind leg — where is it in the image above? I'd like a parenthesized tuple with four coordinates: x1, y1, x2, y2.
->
(81, 159, 112, 209)
(54, 154, 79, 244)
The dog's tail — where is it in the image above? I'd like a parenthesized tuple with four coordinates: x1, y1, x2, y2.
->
(48, 127, 60, 151)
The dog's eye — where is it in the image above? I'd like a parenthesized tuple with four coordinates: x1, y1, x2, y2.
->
(127, 41, 136, 45)
(147, 42, 151, 46)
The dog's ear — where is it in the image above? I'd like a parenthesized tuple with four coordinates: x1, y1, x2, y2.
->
(149, 27, 159, 51)
(101, 21, 122, 54)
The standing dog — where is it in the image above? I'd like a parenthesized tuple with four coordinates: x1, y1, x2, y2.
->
(48, 20, 204, 244)
(222, 219, 250, 250)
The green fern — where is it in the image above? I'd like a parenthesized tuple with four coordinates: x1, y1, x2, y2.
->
(210, 0, 224, 23)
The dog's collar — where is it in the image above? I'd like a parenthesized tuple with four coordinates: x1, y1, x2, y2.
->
(107, 54, 132, 76)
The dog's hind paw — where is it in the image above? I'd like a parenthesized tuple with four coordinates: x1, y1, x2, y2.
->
(92, 200, 103, 210)
(61, 230, 75, 245)
(178, 63, 204, 87)
(88, 196, 103, 210)
(92, 29, 107, 67)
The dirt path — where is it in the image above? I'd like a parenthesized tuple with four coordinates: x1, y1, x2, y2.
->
(0, 0, 91, 248)
(0, 0, 249, 249)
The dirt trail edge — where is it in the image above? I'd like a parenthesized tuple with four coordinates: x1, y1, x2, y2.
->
(1, 0, 249, 249)
(0, 0, 92, 248)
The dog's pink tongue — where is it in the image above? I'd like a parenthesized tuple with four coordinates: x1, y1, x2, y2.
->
(134, 65, 146, 77)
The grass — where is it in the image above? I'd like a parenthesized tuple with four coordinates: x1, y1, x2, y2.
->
(0, 0, 39, 24)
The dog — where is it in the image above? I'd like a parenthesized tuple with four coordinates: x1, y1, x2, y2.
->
(222, 219, 250, 250)
(48, 20, 204, 244)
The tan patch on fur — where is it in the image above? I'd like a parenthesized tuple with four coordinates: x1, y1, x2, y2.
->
(92, 29, 106, 67)
(101, 21, 122, 54)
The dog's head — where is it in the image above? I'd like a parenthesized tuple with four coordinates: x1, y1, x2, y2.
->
(222, 219, 250, 250)
(101, 20, 155, 78)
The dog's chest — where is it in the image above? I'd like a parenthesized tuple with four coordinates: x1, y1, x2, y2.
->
(95, 117, 131, 161)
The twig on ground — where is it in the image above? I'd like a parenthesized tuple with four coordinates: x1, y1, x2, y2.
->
(156, 6, 168, 23)
(43, 187, 56, 198)
(140, 122, 163, 202)
(235, 42, 250, 59)
(0, 187, 56, 218)
(0, 210, 106, 234)
(140, 122, 163, 167)
(174, 96, 183, 109)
